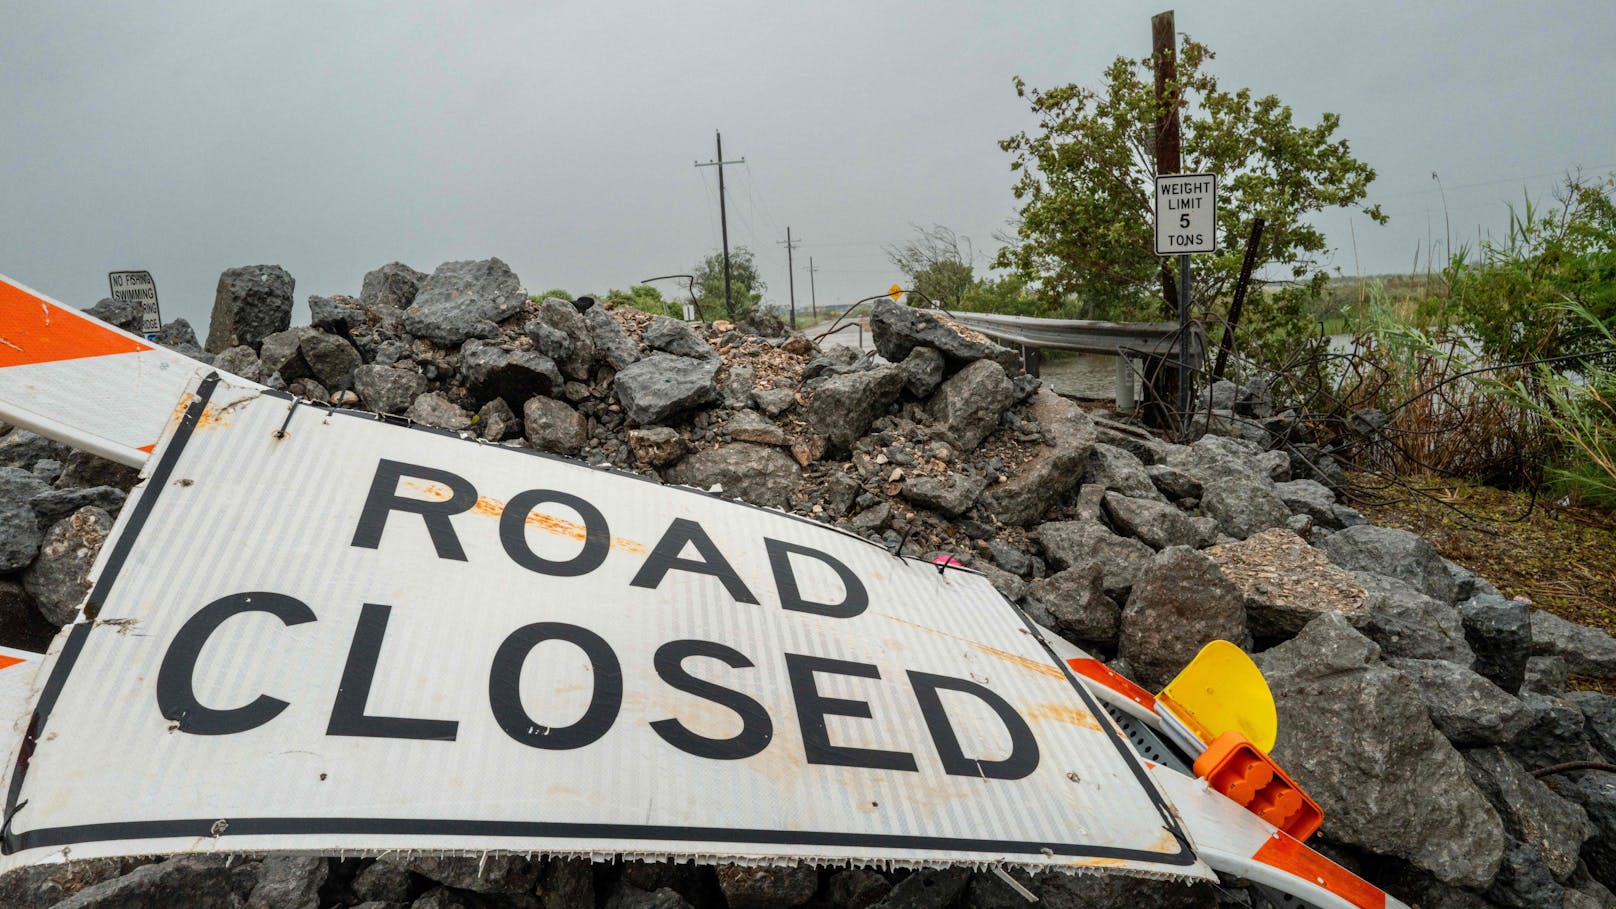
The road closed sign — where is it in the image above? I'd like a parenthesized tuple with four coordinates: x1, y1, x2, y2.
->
(1154, 173, 1217, 255)
(0, 375, 1211, 881)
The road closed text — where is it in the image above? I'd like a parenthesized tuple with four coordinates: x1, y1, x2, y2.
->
(154, 458, 1043, 781)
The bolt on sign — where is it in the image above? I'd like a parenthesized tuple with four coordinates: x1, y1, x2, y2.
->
(0, 375, 1212, 880)
(107, 271, 162, 338)
(1154, 174, 1218, 256)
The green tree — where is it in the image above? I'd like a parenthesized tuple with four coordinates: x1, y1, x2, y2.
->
(606, 284, 674, 316)
(996, 35, 1385, 322)
(693, 247, 766, 320)
(886, 225, 977, 309)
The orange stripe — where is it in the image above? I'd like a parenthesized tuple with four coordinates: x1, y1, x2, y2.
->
(1253, 833, 1386, 909)
(137, 444, 155, 453)
(0, 655, 24, 670)
(1066, 657, 1157, 711)
(0, 279, 152, 368)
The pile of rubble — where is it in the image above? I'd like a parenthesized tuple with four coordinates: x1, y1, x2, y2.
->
(1, 258, 1614, 908)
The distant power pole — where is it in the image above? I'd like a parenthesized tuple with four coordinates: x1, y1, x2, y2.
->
(778, 227, 801, 329)
(694, 131, 745, 319)
(807, 257, 820, 317)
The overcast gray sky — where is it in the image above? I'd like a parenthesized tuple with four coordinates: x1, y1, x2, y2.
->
(4, 2, 1613, 330)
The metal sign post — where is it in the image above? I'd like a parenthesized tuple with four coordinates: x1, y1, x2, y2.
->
(1154, 173, 1217, 438)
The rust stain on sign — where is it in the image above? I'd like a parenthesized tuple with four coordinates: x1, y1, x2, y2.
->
(406, 481, 646, 554)
(883, 615, 1064, 680)
(1024, 703, 1103, 732)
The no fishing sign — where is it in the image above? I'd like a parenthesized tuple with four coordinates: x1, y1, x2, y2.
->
(0, 375, 1210, 880)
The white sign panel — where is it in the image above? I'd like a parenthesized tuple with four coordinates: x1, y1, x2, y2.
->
(0, 376, 1210, 880)
(1154, 174, 1217, 255)
(108, 271, 161, 336)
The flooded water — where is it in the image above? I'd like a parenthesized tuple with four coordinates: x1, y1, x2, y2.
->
(1039, 350, 1140, 401)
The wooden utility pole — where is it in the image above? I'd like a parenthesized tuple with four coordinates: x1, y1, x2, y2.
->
(1152, 10, 1181, 317)
(779, 228, 801, 329)
(1214, 217, 1265, 381)
(695, 132, 745, 319)
(807, 257, 819, 317)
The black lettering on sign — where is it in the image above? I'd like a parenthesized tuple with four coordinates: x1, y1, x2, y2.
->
(785, 653, 917, 772)
(908, 671, 1040, 780)
(630, 518, 758, 604)
(156, 591, 316, 735)
(500, 489, 610, 577)
(490, 622, 622, 750)
(650, 639, 772, 760)
(764, 538, 867, 619)
(351, 459, 477, 561)
(327, 603, 459, 741)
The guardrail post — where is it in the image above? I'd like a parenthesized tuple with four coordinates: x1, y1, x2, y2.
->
(1022, 345, 1042, 378)
(1115, 354, 1136, 413)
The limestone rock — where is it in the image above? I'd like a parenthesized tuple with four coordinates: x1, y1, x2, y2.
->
(1323, 524, 1459, 603)
(1388, 657, 1531, 747)
(1460, 594, 1533, 694)
(359, 261, 426, 311)
(352, 364, 428, 414)
(584, 305, 642, 370)
(1118, 546, 1246, 689)
(869, 298, 1019, 371)
(1082, 442, 1160, 500)
(1206, 528, 1368, 639)
(460, 340, 563, 404)
(664, 443, 800, 508)
(1531, 610, 1616, 678)
(1036, 519, 1154, 594)
(523, 396, 587, 455)
(1201, 474, 1292, 540)
(1026, 562, 1118, 647)
(528, 299, 599, 380)
(804, 365, 907, 453)
(627, 427, 688, 468)
(205, 264, 294, 353)
(615, 353, 721, 425)
(23, 506, 112, 625)
(985, 390, 1095, 526)
(927, 359, 1014, 450)
(900, 472, 986, 517)
(401, 258, 525, 344)
(1257, 614, 1504, 888)
(644, 316, 715, 360)
(1101, 491, 1202, 550)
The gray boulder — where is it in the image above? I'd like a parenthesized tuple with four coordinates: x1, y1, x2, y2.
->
(0, 429, 70, 469)
(1568, 690, 1616, 761)
(212, 344, 265, 383)
(1117, 546, 1246, 689)
(460, 340, 564, 403)
(257, 327, 314, 381)
(725, 410, 788, 447)
(352, 364, 428, 414)
(898, 346, 945, 397)
(401, 258, 525, 344)
(984, 390, 1095, 526)
(1465, 746, 1590, 883)
(804, 365, 907, 453)
(85, 296, 143, 332)
(1101, 491, 1203, 550)
(664, 443, 800, 509)
(0, 467, 50, 573)
(24, 506, 112, 625)
(1531, 610, 1616, 678)
(523, 396, 587, 455)
(1145, 462, 1202, 500)
(1351, 570, 1475, 664)
(52, 854, 242, 909)
(247, 855, 327, 909)
(899, 473, 986, 517)
(644, 316, 714, 359)
(1324, 524, 1459, 603)
(1460, 594, 1532, 694)
(1511, 693, 1603, 769)
(1163, 434, 1289, 486)
(359, 261, 425, 311)
(1524, 654, 1570, 695)
(1558, 773, 1616, 892)
(205, 264, 294, 353)
(308, 294, 367, 333)
(30, 485, 124, 524)
(298, 332, 362, 389)
(405, 392, 472, 431)
(615, 353, 721, 425)
(476, 398, 520, 441)
(627, 427, 688, 468)
(721, 364, 757, 408)
(1082, 442, 1160, 500)
(1274, 478, 1342, 527)
(1257, 614, 1505, 888)
(964, 868, 1213, 909)
(1388, 658, 1531, 746)
(751, 387, 796, 417)
(0, 858, 128, 909)
(1201, 474, 1291, 539)
(584, 305, 642, 370)
(927, 359, 1014, 450)
(1036, 520, 1154, 594)
(1026, 562, 1118, 647)
(56, 450, 139, 490)
(351, 861, 413, 903)
(869, 298, 1020, 370)
(715, 864, 818, 909)
(528, 299, 599, 380)
(402, 855, 540, 894)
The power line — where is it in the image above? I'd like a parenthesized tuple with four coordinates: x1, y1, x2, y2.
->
(693, 131, 745, 319)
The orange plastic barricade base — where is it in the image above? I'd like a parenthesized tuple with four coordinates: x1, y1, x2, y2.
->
(1065, 657, 1157, 712)
(1193, 730, 1323, 842)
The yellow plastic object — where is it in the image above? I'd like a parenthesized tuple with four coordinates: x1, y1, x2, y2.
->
(1156, 640, 1277, 753)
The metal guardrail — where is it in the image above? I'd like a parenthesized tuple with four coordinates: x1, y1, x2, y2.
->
(944, 310, 1205, 362)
